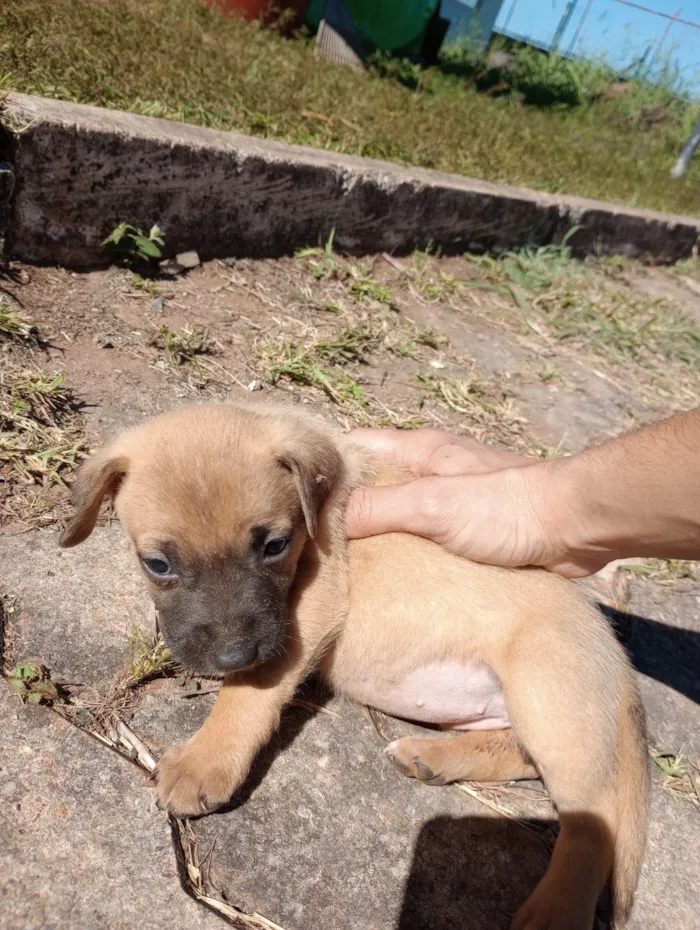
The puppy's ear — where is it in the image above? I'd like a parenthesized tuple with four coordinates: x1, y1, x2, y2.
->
(59, 450, 129, 548)
(279, 434, 342, 538)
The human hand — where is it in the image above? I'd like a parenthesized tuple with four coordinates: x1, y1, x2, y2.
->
(345, 429, 598, 577)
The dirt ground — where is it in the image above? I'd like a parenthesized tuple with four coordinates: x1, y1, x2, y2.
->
(1, 248, 699, 930)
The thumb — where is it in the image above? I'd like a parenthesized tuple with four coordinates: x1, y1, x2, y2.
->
(345, 484, 419, 539)
(346, 480, 444, 540)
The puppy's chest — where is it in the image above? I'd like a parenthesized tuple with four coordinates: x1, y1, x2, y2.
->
(330, 659, 510, 731)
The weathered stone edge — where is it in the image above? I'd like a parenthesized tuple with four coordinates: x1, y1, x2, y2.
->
(1, 92, 698, 266)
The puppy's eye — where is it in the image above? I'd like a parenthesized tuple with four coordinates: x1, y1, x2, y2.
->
(141, 555, 173, 578)
(263, 537, 290, 559)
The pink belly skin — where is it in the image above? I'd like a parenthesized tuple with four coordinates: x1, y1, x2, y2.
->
(345, 661, 511, 731)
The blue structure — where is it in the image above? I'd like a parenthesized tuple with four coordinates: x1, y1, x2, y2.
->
(441, 0, 506, 47)
(438, 0, 700, 94)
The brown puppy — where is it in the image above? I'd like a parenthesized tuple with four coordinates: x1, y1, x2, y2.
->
(60, 399, 648, 930)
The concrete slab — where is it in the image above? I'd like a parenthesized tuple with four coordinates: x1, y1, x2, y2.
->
(0, 684, 223, 930)
(1, 526, 698, 930)
(1, 94, 698, 268)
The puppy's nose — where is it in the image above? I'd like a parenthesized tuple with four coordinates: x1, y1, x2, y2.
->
(216, 642, 258, 671)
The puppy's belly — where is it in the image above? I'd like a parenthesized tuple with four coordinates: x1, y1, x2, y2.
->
(343, 661, 510, 731)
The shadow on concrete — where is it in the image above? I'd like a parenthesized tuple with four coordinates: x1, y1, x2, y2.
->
(600, 603, 700, 706)
(398, 814, 613, 930)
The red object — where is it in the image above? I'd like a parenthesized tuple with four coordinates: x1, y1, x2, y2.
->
(206, 0, 310, 30)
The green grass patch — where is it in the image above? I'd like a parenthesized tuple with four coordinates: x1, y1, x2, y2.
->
(1, 0, 699, 214)
(467, 244, 700, 367)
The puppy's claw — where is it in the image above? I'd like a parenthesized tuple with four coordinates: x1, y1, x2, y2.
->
(385, 743, 412, 778)
(385, 738, 447, 786)
(150, 740, 247, 819)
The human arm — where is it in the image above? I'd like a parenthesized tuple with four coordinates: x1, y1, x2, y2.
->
(345, 409, 700, 578)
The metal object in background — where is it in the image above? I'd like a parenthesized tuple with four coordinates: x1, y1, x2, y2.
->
(670, 116, 700, 179)
(314, 0, 366, 70)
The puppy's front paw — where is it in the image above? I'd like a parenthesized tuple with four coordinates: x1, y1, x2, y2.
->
(151, 739, 247, 818)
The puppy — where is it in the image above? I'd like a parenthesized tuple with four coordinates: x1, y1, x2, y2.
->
(60, 399, 648, 930)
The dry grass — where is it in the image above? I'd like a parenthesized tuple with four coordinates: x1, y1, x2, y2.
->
(651, 747, 700, 810)
(619, 558, 700, 584)
(465, 245, 700, 371)
(0, 336, 87, 527)
(0, 299, 38, 343)
(1, 0, 699, 214)
(126, 625, 176, 687)
(416, 370, 526, 445)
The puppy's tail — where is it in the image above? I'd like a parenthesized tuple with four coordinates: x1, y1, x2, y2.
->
(611, 674, 649, 928)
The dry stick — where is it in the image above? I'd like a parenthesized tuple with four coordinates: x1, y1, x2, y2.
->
(48, 703, 291, 930)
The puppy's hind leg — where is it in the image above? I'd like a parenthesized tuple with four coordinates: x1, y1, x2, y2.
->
(497, 603, 638, 930)
(386, 728, 538, 786)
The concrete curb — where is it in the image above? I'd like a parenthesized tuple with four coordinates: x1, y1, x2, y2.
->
(1, 93, 698, 267)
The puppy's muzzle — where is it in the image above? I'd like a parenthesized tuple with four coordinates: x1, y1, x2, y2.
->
(215, 640, 261, 672)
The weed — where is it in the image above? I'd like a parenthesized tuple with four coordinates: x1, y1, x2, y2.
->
(538, 362, 558, 383)
(103, 223, 164, 265)
(0, 299, 37, 343)
(386, 322, 448, 359)
(262, 341, 369, 408)
(472, 242, 700, 368)
(295, 230, 340, 280)
(651, 747, 699, 809)
(620, 559, 699, 582)
(314, 326, 377, 364)
(348, 274, 397, 309)
(151, 324, 213, 365)
(0, 362, 87, 520)
(416, 370, 523, 443)
(130, 273, 161, 296)
(127, 625, 175, 686)
(5, 663, 59, 704)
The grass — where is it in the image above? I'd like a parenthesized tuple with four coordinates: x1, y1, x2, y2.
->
(262, 340, 371, 410)
(127, 625, 175, 687)
(1, 0, 699, 215)
(0, 299, 38, 342)
(416, 370, 524, 443)
(651, 747, 699, 809)
(150, 323, 213, 365)
(0, 356, 87, 525)
(467, 244, 700, 369)
(619, 558, 700, 583)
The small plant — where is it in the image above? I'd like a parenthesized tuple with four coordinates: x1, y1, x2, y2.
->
(130, 273, 161, 296)
(127, 626, 175, 686)
(151, 324, 213, 365)
(314, 326, 377, 365)
(348, 273, 397, 308)
(538, 362, 558, 382)
(5, 663, 59, 704)
(103, 223, 164, 264)
(295, 229, 340, 280)
(262, 341, 369, 408)
(651, 747, 700, 809)
(0, 299, 38, 343)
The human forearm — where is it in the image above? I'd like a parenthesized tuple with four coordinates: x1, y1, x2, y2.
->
(544, 408, 700, 572)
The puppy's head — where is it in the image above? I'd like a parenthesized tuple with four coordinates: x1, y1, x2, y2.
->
(60, 402, 342, 676)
